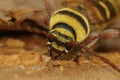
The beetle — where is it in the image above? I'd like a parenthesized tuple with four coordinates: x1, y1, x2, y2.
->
(46, 0, 120, 58)
(43, 0, 120, 73)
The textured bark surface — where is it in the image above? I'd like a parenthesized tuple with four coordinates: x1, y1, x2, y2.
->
(0, 0, 119, 80)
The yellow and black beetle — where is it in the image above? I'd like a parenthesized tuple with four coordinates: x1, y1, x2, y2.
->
(43, 0, 120, 73)
(47, 0, 120, 58)
(48, 7, 90, 58)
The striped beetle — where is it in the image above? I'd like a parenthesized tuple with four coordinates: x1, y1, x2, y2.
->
(47, 0, 120, 58)
(44, 0, 120, 73)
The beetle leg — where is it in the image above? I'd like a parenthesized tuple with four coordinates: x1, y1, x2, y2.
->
(73, 37, 99, 62)
(99, 29, 120, 40)
(59, 36, 99, 60)
(66, 41, 79, 47)
(58, 39, 97, 61)
(46, 33, 57, 41)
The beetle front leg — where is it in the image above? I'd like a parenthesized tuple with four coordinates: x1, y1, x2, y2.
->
(66, 38, 120, 73)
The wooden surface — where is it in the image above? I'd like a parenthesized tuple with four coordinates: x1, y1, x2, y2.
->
(0, 52, 120, 80)
(0, 35, 119, 80)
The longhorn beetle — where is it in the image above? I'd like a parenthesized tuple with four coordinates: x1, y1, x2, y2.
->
(41, 0, 120, 73)
(35, 0, 120, 73)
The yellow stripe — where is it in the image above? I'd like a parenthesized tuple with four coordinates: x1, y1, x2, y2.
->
(92, 6, 104, 21)
(98, 1, 110, 19)
(52, 42, 66, 52)
(50, 8, 90, 42)
(50, 28, 75, 41)
(108, 0, 119, 11)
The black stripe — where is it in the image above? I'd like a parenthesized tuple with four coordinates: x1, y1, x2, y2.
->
(54, 39, 66, 47)
(49, 31, 72, 47)
(101, 0, 116, 19)
(91, 0, 108, 21)
(53, 10, 88, 33)
(52, 23, 76, 40)
(51, 30, 73, 41)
